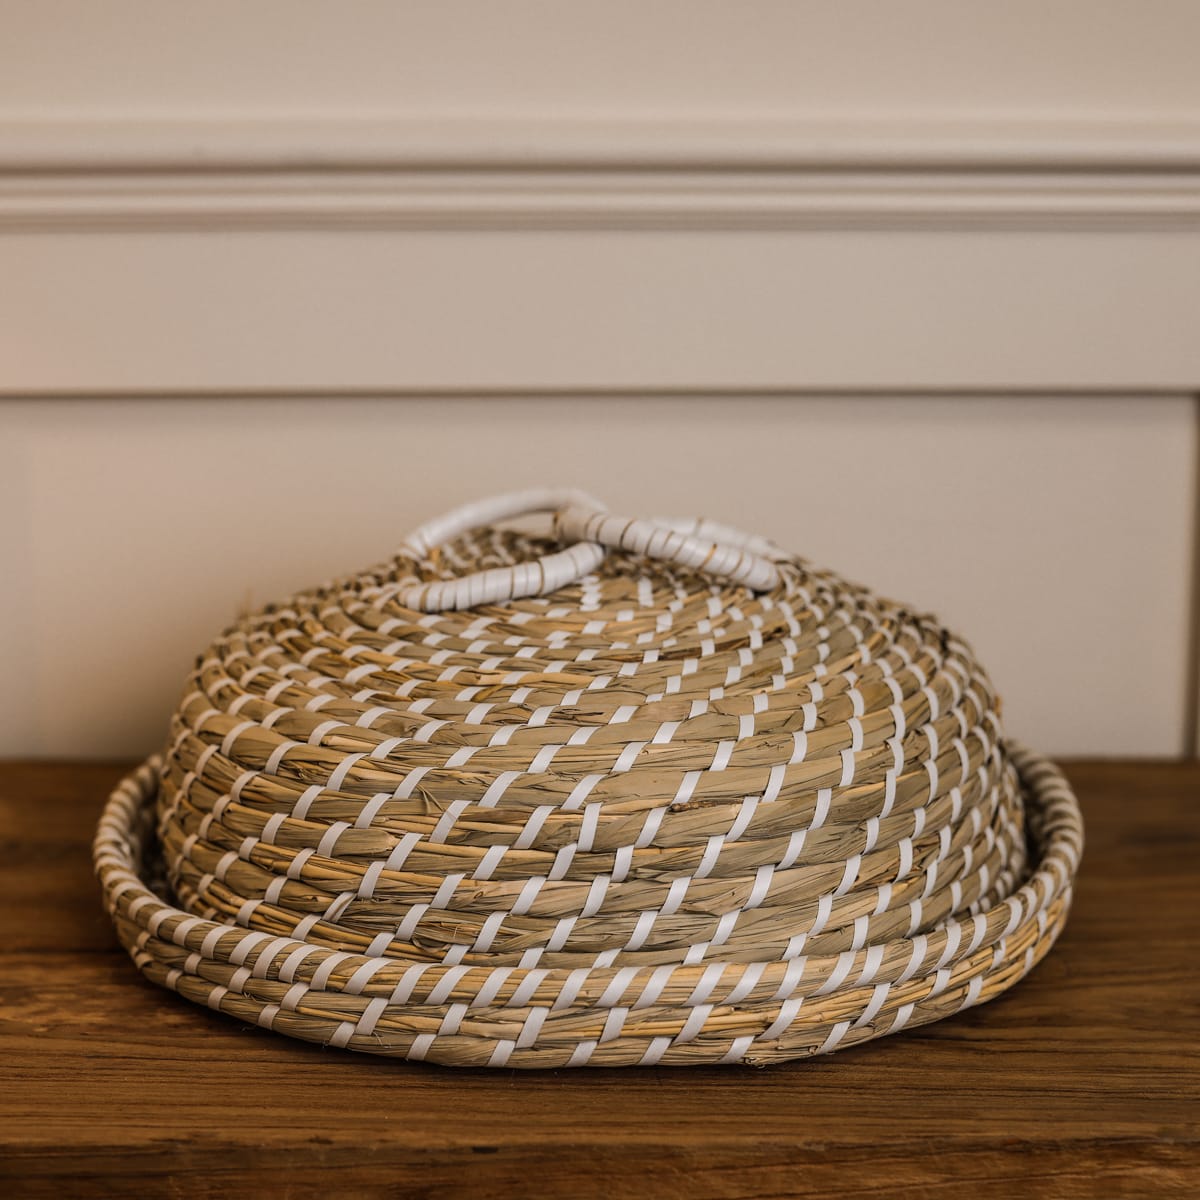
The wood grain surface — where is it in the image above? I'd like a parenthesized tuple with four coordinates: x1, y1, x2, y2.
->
(0, 760, 1196, 1198)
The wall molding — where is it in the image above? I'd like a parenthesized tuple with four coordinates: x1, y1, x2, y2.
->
(6, 115, 1200, 231)
(7, 114, 1200, 395)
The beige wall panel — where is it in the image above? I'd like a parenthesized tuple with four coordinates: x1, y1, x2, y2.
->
(5, 230, 1200, 394)
(0, 394, 1192, 759)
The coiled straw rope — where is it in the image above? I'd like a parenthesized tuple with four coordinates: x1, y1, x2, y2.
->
(95, 489, 1083, 1067)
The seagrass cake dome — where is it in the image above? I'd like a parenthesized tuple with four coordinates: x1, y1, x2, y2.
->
(95, 488, 1083, 1068)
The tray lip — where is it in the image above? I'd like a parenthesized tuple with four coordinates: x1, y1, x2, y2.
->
(94, 741, 1082, 1001)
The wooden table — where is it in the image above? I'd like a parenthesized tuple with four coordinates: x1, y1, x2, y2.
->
(1, 761, 1196, 1198)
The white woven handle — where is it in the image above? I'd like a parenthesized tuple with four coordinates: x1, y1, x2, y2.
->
(554, 505, 780, 592)
(398, 488, 781, 612)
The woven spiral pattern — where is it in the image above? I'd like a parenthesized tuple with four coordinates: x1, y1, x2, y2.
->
(95, 491, 1083, 1067)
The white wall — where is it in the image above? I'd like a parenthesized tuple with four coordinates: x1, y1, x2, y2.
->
(5, 1, 1200, 119)
(2, 2, 1198, 759)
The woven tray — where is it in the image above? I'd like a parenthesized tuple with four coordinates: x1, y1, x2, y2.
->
(95, 489, 1083, 1067)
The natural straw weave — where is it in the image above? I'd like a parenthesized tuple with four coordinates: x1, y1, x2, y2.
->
(95, 489, 1083, 1068)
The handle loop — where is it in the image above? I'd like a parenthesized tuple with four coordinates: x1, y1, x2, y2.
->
(554, 506, 780, 593)
(397, 489, 780, 612)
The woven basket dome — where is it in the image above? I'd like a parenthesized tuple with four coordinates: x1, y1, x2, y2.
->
(96, 489, 1083, 1067)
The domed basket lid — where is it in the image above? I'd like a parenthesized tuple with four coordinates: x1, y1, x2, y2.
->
(95, 489, 1083, 1067)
